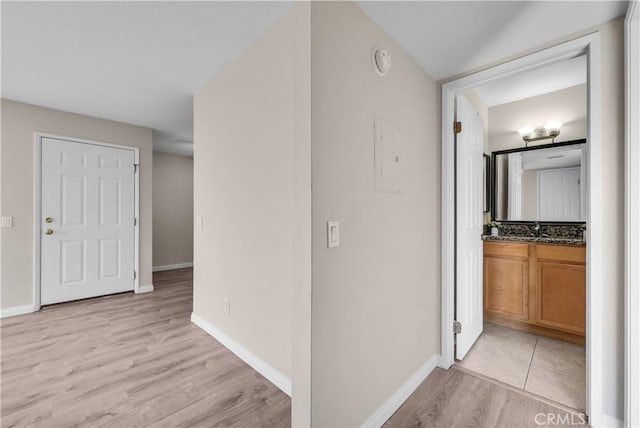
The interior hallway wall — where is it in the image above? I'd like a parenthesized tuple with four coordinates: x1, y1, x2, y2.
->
(310, 2, 440, 426)
(0, 99, 153, 310)
(193, 5, 310, 410)
(152, 152, 193, 269)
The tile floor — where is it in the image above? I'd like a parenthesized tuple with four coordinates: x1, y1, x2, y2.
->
(457, 322, 586, 411)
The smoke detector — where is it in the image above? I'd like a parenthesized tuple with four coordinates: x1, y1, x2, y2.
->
(372, 48, 391, 77)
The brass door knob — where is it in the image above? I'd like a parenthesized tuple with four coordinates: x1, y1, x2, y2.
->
(45, 217, 53, 223)
(45, 228, 54, 235)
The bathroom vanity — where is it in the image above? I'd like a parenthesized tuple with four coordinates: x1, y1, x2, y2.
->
(482, 237, 586, 344)
(484, 138, 588, 344)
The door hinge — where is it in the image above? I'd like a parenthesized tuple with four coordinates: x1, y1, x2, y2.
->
(134, 218, 137, 226)
(134, 271, 137, 280)
(453, 320, 462, 334)
(133, 164, 139, 174)
(453, 121, 462, 134)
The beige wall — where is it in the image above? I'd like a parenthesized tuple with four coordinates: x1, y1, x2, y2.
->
(0, 99, 153, 309)
(310, 2, 440, 426)
(441, 17, 625, 421)
(152, 152, 193, 268)
(290, 3, 312, 426)
(193, 6, 310, 395)
(489, 84, 587, 152)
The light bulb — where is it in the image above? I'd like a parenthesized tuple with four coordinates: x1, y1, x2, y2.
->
(518, 126, 535, 138)
(544, 120, 563, 134)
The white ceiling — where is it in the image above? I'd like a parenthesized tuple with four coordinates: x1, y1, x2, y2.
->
(473, 55, 587, 107)
(2, 2, 627, 156)
(357, 1, 627, 81)
(1, 1, 290, 155)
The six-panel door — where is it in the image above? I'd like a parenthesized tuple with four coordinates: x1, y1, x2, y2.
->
(41, 137, 135, 305)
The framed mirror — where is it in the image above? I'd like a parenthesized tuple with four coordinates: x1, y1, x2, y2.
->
(492, 139, 586, 222)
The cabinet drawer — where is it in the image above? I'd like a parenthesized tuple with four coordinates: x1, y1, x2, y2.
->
(484, 241, 529, 259)
(536, 244, 585, 264)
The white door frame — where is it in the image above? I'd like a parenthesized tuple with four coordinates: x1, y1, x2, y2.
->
(441, 33, 603, 422)
(624, 1, 639, 427)
(33, 132, 141, 310)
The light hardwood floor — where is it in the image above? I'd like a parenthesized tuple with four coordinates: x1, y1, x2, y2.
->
(2, 269, 587, 428)
(0, 268, 291, 428)
(383, 367, 587, 428)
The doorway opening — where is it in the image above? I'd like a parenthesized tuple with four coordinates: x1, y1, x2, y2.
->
(441, 33, 603, 423)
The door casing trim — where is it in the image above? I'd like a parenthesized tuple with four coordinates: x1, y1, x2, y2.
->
(34, 132, 141, 310)
(441, 33, 603, 424)
(624, 1, 640, 426)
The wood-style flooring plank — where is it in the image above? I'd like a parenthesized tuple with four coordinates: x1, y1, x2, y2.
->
(1, 268, 291, 428)
(383, 368, 587, 428)
(3, 267, 589, 428)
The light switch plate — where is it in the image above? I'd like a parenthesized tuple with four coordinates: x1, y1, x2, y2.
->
(1, 217, 13, 228)
(327, 220, 339, 248)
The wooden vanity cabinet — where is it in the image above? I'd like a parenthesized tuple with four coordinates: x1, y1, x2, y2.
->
(483, 240, 586, 342)
(483, 242, 529, 321)
(535, 245, 586, 335)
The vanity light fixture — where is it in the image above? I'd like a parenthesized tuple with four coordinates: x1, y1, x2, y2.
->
(518, 121, 563, 147)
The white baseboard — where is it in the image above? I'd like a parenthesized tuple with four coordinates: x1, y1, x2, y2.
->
(137, 284, 154, 293)
(1, 304, 36, 318)
(190, 312, 291, 397)
(153, 262, 193, 272)
(598, 414, 623, 428)
(362, 354, 442, 427)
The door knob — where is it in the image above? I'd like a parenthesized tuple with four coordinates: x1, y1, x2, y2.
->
(45, 228, 54, 235)
(45, 217, 53, 223)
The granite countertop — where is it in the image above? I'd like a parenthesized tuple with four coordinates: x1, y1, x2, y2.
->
(482, 235, 586, 246)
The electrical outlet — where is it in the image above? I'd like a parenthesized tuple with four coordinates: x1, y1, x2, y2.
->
(224, 298, 230, 315)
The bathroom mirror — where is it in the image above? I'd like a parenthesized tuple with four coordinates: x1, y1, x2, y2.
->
(492, 139, 586, 222)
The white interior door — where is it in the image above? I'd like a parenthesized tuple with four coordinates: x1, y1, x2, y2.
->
(537, 167, 581, 221)
(41, 137, 135, 305)
(455, 95, 484, 360)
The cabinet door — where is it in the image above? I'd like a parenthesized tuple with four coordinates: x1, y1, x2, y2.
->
(484, 257, 529, 321)
(536, 262, 586, 334)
